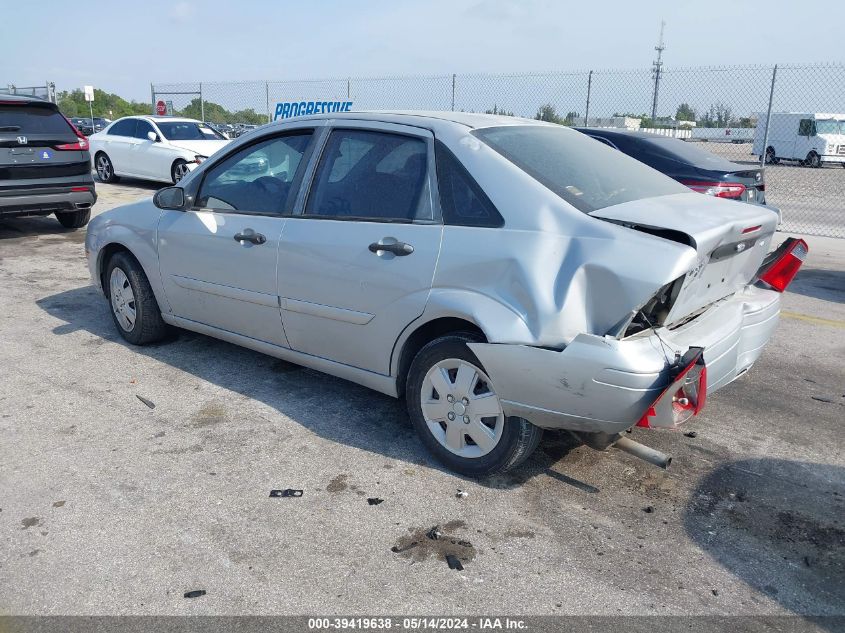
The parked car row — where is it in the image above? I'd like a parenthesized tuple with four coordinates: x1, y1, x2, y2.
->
(206, 122, 260, 139)
(70, 116, 111, 137)
(85, 111, 803, 477)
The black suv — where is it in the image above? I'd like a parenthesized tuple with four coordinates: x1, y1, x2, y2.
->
(1, 94, 96, 229)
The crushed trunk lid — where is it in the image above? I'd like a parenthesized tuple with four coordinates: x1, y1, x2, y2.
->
(590, 192, 779, 325)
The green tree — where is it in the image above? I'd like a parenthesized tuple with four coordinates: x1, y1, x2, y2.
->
(563, 111, 580, 125)
(675, 103, 696, 121)
(485, 104, 515, 116)
(57, 89, 149, 119)
(535, 103, 564, 124)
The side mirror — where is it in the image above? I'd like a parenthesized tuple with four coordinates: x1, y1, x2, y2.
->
(147, 131, 159, 142)
(153, 186, 185, 210)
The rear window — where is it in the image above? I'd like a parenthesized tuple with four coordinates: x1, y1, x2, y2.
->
(0, 104, 73, 135)
(472, 125, 687, 213)
(638, 136, 739, 170)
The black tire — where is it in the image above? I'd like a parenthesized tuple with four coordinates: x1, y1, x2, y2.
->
(765, 147, 779, 165)
(104, 252, 168, 345)
(805, 152, 821, 168)
(171, 159, 189, 184)
(95, 152, 119, 183)
(55, 208, 91, 229)
(406, 332, 542, 477)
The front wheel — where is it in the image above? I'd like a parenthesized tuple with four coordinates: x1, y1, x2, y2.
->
(171, 159, 189, 184)
(105, 252, 168, 345)
(805, 151, 822, 168)
(406, 333, 542, 477)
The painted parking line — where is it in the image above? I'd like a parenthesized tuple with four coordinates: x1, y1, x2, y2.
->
(781, 310, 845, 329)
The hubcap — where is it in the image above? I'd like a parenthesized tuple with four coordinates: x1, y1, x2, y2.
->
(420, 359, 505, 459)
(109, 267, 136, 332)
(97, 156, 111, 180)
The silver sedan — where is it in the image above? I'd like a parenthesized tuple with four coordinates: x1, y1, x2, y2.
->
(85, 112, 805, 476)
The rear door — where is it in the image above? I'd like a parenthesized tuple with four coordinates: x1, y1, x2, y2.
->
(101, 119, 138, 175)
(0, 100, 90, 194)
(277, 122, 442, 375)
(157, 128, 317, 347)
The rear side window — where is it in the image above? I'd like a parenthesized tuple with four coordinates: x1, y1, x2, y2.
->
(473, 125, 688, 213)
(0, 105, 73, 135)
(108, 119, 137, 136)
(435, 140, 503, 227)
(305, 129, 429, 221)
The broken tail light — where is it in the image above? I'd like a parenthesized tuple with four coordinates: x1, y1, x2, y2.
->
(757, 238, 809, 292)
(679, 180, 746, 199)
(637, 347, 707, 429)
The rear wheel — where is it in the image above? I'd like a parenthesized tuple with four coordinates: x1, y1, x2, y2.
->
(55, 208, 91, 229)
(105, 252, 168, 345)
(765, 147, 779, 165)
(95, 153, 119, 183)
(406, 333, 542, 477)
(805, 151, 821, 168)
(171, 159, 189, 184)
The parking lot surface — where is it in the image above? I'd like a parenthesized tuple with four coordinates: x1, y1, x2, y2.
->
(1, 181, 843, 616)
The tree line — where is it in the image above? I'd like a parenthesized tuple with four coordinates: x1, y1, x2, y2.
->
(57, 90, 265, 125)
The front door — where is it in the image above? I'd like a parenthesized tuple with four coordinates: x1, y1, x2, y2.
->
(157, 129, 316, 347)
(277, 124, 442, 375)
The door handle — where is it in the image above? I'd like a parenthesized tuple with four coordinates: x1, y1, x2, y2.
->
(234, 230, 266, 245)
(368, 240, 414, 256)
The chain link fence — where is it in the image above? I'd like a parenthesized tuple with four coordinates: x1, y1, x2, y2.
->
(153, 63, 845, 238)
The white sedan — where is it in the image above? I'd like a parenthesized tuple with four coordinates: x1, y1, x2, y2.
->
(89, 116, 231, 184)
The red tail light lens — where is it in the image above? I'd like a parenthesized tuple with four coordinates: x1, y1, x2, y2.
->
(758, 238, 808, 292)
(56, 115, 90, 151)
(680, 180, 746, 199)
(637, 347, 707, 429)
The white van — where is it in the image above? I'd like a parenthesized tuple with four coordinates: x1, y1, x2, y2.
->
(753, 112, 845, 167)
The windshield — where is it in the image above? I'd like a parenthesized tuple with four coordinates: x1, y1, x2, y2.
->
(157, 121, 226, 141)
(473, 125, 687, 213)
(815, 120, 844, 135)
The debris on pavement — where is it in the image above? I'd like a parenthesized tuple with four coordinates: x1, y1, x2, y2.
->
(711, 589, 719, 597)
(183, 590, 206, 599)
(269, 489, 303, 498)
(811, 396, 833, 403)
(426, 526, 442, 540)
(643, 506, 655, 513)
(136, 395, 155, 409)
(456, 489, 469, 499)
(367, 498, 384, 505)
(392, 521, 476, 565)
(446, 554, 464, 571)
(684, 431, 698, 438)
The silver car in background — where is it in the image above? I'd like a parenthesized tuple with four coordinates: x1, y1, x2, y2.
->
(84, 112, 807, 477)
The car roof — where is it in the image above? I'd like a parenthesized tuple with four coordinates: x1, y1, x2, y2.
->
(572, 127, 684, 141)
(0, 94, 58, 108)
(116, 115, 201, 124)
(270, 110, 553, 132)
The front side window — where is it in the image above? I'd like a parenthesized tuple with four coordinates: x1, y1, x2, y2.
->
(195, 131, 313, 214)
(135, 120, 155, 139)
(798, 119, 817, 136)
(815, 120, 842, 135)
(108, 119, 137, 137)
(305, 129, 429, 221)
(473, 125, 688, 213)
(157, 121, 226, 141)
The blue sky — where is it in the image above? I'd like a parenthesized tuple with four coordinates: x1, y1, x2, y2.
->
(3, 0, 844, 102)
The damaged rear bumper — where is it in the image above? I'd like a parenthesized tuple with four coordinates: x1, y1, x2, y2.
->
(468, 285, 780, 434)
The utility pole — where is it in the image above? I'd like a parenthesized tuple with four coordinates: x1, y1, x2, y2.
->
(650, 20, 666, 123)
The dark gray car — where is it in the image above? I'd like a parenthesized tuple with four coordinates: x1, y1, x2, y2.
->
(1, 94, 96, 228)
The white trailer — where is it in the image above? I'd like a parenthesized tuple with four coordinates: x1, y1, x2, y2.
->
(690, 127, 755, 143)
(753, 112, 845, 167)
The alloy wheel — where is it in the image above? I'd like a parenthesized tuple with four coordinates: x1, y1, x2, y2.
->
(173, 162, 189, 182)
(419, 359, 505, 458)
(109, 267, 136, 332)
(96, 155, 111, 181)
